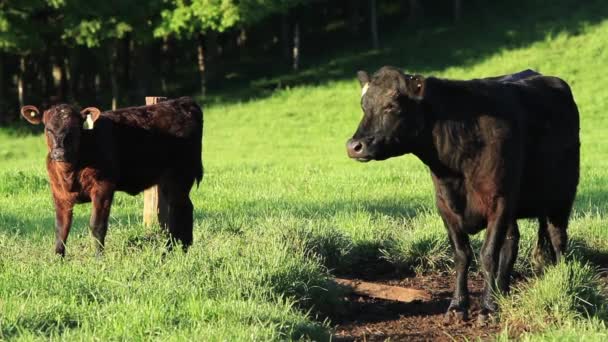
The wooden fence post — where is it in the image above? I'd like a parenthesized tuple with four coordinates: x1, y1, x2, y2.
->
(143, 96, 169, 227)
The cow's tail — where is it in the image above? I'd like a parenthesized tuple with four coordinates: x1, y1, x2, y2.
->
(194, 102, 204, 188)
(183, 97, 204, 188)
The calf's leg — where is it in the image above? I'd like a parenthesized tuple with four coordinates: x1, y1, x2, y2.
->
(547, 213, 569, 263)
(54, 198, 74, 257)
(157, 181, 172, 237)
(90, 188, 115, 255)
(532, 217, 555, 274)
(168, 196, 194, 249)
(162, 177, 195, 250)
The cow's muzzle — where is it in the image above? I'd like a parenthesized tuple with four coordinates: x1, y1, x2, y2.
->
(346, 138, 371, 162)
(50, 148, 67, 162)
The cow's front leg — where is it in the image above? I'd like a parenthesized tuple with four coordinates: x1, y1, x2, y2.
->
(54, 199, 74, 257)
(441, 217, 473, 323)
(479, 199, 510, 324)
(90, 188, 114, 256)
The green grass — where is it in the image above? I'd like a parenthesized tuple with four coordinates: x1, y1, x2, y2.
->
(2, 0, 608, 340)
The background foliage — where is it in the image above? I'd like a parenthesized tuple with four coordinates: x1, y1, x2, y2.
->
(0, 0, 463, 119)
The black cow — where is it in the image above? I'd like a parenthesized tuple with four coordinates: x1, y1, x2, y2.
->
(21, 97, 203, 256)
(346, 67, 580, 323)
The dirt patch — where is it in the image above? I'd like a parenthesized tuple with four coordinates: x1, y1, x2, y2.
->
(332, 273, 501, 341)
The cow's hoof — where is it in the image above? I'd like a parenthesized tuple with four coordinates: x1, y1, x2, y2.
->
(443, 309, 467, 324)
(477, 312, 497, 326)
(55, 246, 66, 258)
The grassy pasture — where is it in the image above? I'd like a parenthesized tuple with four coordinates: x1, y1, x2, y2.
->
(2, 0, 608, 340)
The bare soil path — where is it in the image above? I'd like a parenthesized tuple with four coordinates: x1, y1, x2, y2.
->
(332, 273, 502, 342)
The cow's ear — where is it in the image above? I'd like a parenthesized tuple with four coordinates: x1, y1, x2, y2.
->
(405, 75, 426, 100)
(357, 70, 371, 87)
(21, 105, 43, 125)
(80, 107, 101, 130)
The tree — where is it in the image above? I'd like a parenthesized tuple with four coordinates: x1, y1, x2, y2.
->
(370, 0, 379, 49)
(0, 0, 64, 109)
(59, 1, 163, 108)
(453, 0, 462, 23)
(155, 0, 306, 97)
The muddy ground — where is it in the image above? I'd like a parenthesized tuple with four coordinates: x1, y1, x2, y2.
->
(331, 272, 502, 342)
(330, 261, 608, 341)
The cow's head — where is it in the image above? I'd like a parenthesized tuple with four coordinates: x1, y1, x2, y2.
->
(346, 66, 427, 162)
(21, 104, 101, 163)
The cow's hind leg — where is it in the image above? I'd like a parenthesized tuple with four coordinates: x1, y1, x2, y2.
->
(532, 217, 555, 274)
(157, 184, 170, 231)
(497, 221, 520, 293)
(478, 199, 511, 324)
(547, 212, 570, 263)
(161, 176, 195, 251)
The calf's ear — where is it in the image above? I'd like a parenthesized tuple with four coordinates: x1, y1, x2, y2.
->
(80, 107, 101, 130)
(21, 105, 43, 125)
(357, 71, 371, 87)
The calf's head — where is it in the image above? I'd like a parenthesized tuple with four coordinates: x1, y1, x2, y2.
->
(347, 66, 426, 162)
(21, 104, 101, 162)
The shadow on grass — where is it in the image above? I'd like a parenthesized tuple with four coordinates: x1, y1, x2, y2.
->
(570, 238, 608, 269)
(206, 0, 608, 105)
(1, 313, 80, 339)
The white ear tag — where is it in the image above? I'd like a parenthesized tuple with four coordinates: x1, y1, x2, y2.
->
(361, 83, 370, 97)
(83, 114, 94, 130)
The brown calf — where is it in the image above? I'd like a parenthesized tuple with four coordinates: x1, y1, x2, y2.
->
(21, 97, 203, 256)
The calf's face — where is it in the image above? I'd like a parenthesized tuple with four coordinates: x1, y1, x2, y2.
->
(346, 67, 426, 162)
(21, 104, 101, 163)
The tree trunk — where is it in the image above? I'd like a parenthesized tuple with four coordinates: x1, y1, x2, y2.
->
(292, 21, 300, 71)
(123, 34, 132, 102)
(36, 48, 50, 101)
(197, 33, 206, 98)
(0, 52, 4, 114)
(161, 36, 169, 94)
(408, 0, 423, 23)
(207, 31, 218, 61)
(18, 56, 25, 108)
(453, 0, 462, 23)
(349, 0, 361, 35)
(132, 41, 150, 101)
(51, 51, 63, 100)
(109, 42, 119, 110)
(61, 54, 74, 101)
(281, 14, 290, 60)
(236, 28, 247, 48)
(370, 0, 379, 49)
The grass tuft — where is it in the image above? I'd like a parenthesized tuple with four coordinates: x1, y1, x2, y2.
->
(499, 259, 607, 334)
